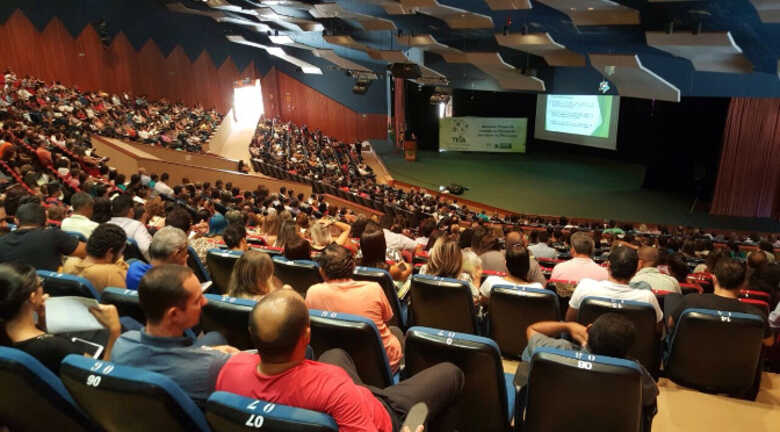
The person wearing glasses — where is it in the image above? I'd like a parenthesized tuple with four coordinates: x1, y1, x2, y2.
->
(125, 226, 190, 291)
(0, 262, 120, 373)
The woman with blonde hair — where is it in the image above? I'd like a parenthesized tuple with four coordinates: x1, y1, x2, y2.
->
(227, 251, 279, 301)
(261, 213, 280, 245)
(415, 236, 479, 300)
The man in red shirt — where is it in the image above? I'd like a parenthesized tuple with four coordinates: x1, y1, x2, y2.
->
(216, 290, 463, 432)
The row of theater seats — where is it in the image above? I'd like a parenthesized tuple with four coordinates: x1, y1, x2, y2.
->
(37, 257, 767, 404)
(0, 320, 650, 432)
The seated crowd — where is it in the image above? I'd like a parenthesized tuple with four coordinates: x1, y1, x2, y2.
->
(1, 74, 780, 430)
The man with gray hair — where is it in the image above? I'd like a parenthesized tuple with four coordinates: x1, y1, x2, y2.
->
(125, 226, 189, 290)
(551, 231, 608, 283)
(61, 191, 99, 239)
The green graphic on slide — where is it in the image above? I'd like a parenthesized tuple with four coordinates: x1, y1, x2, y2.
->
(593, 96, 613, 138)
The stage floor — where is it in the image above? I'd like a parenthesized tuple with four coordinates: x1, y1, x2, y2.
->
(373, 142, 779, 232)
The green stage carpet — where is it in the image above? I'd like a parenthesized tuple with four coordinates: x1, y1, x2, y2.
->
(372, 140, 779, 232)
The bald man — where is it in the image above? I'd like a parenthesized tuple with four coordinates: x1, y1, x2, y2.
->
(216, 290, 464, 432)
(630, 246, 681, 294)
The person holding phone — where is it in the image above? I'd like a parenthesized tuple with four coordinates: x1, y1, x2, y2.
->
(0, 262, 121, 373)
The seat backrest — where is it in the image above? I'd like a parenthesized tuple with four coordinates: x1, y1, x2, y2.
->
(488, 284, 560, 357)
(679, 283, 702, 295)
(738, 298, 770, 314)
(404, 327, 511, 432)
(123, 239, 148, 264)
(37, 270, 101, 300)
(353, 266, 406, 329)
(206, 248, 242, 294)
(577, 296, 661, 375)
(101, 287, 145, 324)
(0, 347, 94, 431)
(665, 308, 765, 397)
(251, 245, 282, 257)
(523, 347, 643, 432)
(308, 309, 394, 388)
(546, 279, 577, 298)
(60, 355, 211, 432)
(205, 391, 337, 432)
(187, 246, 212, 283)
(740, 290, 771, 301)
(201, 294, 257, 350)
(272, 257, 322, 296)
(409, 274, 478, 334)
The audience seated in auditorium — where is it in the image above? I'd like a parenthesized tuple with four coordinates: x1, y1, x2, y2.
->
(517, 314, 658, 415)
(216, 289, 464, 432)
(283, 235, 312, 261)
(222, 223, 248, 251)
(479, 245, 543, 301)
(566, 246, 663, 323)
(551, 231, 608, 282)
(60, 191, 98, 239)
(415, 236, 479, 300)
(164, 207, 217, 263)
(226, 251, 286, 301)
(62, 223, 128, 292)
(125, 226, 189, 291)
(306, 244, 403, 372)
(479, 231, 547, 286)
(0, 202, 86, 271)
(631, 247, 681, 294)
(111, 264, 238, 403)
(528, 230, 558, 260)
(0, 262, 120, 372)
(666, 258, 773, 345)
(360, 223, 412, 284)
(310, 218, 351, 251)
(110, 194, 154, 261)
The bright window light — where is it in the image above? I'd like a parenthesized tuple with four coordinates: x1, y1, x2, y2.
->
(233, 79, 264, 126)
(438, 102, 445, 119)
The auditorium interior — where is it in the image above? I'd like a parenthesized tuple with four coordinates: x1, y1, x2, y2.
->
(1, 0, 780, 431)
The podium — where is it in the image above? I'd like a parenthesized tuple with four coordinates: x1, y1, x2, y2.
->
(404, 140, 417, 161)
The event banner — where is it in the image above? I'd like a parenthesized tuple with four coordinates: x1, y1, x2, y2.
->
(439, 116, 527, 153)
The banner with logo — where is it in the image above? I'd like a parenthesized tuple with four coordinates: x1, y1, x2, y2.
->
(439, 116, 527, 153)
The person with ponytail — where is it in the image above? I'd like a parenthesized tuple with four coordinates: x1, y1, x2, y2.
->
(0, 263, 121, 372)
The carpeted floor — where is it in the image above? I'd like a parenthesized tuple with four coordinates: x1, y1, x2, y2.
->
(372, 140, 779, 232)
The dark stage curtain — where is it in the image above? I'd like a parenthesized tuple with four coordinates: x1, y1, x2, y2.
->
(711, 98, 780, 218)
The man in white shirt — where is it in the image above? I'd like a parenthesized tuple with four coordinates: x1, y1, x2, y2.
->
(630, 247, 681, 294)
(153, 172, 174, 197)
(566, 246, 663, 323)
(527, 230, 558, 260)
(551, 232, 608, 283)
(61, 192, 99, 239)
(110, 194, 153, 260)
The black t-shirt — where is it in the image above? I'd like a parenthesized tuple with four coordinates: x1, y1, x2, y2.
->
(13, 333, 86, 373)
(670, 293, 770, 337)
(0, 228, 79, 271)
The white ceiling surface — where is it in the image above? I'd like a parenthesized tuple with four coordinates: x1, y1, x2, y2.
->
(495, 32, 587, 67)
(397, 0, 495, 29)
(750, 0, 780, 22)
(396, 34, 465, 58)
(590, 54, 681, 102)
(310, 4, 397, 31)
(227, 35, 323, 74)
(311, 50, 374, 72)
(535, 0, 640, 25)
(445, 52, 546, 91)
(646, 31, 752, 74)
(485, 0, 533, 10)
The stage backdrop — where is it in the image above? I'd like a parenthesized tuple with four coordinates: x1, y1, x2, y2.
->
(439, 117, 527, 153)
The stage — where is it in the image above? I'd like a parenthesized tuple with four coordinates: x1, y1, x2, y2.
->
(372, 141, 779, 232)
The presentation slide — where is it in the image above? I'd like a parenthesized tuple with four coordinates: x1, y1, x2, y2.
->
(534, 95, 620, 150)
(439, 116, 527, 153)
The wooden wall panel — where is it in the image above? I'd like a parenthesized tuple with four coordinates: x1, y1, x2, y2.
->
(260, 67, 280, 119)
(0, 9, 261, 113)
(274, 71, 387, 143)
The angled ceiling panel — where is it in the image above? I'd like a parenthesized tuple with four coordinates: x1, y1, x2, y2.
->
(310, 4, 396, 31)
(750, 0, 780, 22)
(485, 0, 533, 10)
(535, 0, 640, 25)
(447, 52, 545, 91)
(312, 50, 373, 72)
(227, 35, 322, 74)
(590, 54, 680, 102)
(322, 35, 377, 55)
(495, 32, 586, 67)
(646, 31, 752, 74)
(359, 0, 413, 14)
(399, 0, 495, 29)
(396, 34, 464, 58)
